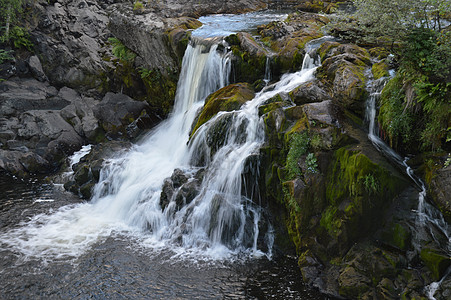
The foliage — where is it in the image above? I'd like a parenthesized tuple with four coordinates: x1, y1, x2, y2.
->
(401, 28, 451, 82)
(328, 0, 451, 46)
(362, 173, 379, 195)
(305, 153, 318, 174)
(286, 132, 310, 179)
(108, 37, 136, 62)
(133, 1, 144, 11)
(8, 25, 32, 50)
(378, 74, 416, 148)
(0, 0, 23, 42)
(0, 49, 13, 63)
(415, 80, 451, 150)
(139, 67, 161, 82)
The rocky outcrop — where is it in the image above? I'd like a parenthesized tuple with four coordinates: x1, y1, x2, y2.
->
(65, 140, 132, 199)
(27, 0, 111, 91)
(316, 43, 371, 116)
(0, 77, 155, 176)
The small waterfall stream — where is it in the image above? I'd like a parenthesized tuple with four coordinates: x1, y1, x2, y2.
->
(365, 76, 451, 299)
(0, 37, 321, 262)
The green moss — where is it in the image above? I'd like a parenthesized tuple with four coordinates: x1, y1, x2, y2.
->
(420, 248, 451, 280)
(318, 41, 340, 61)
(369, 47, 390, 59)
(372, 60, 390, 80)
(322, 147, 407, 245)
(190, 83, 255, 136)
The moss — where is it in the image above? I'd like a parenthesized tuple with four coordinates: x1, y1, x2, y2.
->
(190, 83, 255, 136)
(369, 47, 390, 59)
(318, 41, 340, 61)
(322, 147, 407, 248)
(372, 60, 390, 80)
(381, 223, 411, 251)
(420, 248, 451, 280)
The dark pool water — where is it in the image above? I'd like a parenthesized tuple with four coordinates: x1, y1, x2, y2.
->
(0, 174, 335, 299)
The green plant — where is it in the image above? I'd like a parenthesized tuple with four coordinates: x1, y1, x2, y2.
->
(139, 67, 161, 82)
(9, 25, 32, 50)
(286, 132, 310, 179)
(362, 174, 379, 195)
(305, 152, 318, 174)
(133, 1, 144, 11)
(0, 49, 13, 63)
(444, 156, 451, 168)
(108, 37, 136, 62)
(0, 0, 23, 42)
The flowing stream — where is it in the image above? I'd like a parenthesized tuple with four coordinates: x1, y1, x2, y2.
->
(365, 76, 451, 299)
(0, 15, 335, 299)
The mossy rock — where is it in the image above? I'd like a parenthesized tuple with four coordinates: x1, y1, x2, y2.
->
(372, 60, 390, 80)
(420, 247, 451, 280)
(317, 41, 340, 62)
(369, 47, 390, 60)
(190, 83, 255, 137)
(380, 223, 412, 251)
(322, 146, 408, 250)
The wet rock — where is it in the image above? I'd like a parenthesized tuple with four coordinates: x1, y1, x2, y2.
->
(429, 165, 451, 223)
(160, 168, 202, 211)
(420, 247, 451, 281)
(66, 140, 131, 199)
(257, 12, 329, 73)
(191, 83, 255, 137)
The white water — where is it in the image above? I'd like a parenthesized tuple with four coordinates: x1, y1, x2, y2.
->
(0, 38, 320, 262)
(365, 76, 451, 299)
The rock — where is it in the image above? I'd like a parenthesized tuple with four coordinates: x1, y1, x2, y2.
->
(420, 247, 451, 281)
(67, 141, 131, 199)
(190, 83, 255, 137)
(30, 0, 111, 90)
(317, 44, 370, 115)
(429, 165, 451, 223)
(289, 80, 331, 105)
(27, 55, 48, 82)
(94, 92, 150, 139)
(338, 266, 372, 299)
(0, 149, 51, 176)
(108, 7, 200, 74)
(257, 12, 329, 73)
(160, 168, 202, 211)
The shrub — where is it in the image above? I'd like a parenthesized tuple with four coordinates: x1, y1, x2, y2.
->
(133, 1, 144, 11)
(0, 49, 14, 64)
(305, 153, 318, 174)
(108, 37, 136, 62)
(286, 132, 310, 179)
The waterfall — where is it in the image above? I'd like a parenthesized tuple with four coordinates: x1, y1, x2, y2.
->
(365, 75, 451, 299)
(264, 56, 271, 85)
(0, 37, 321, 262)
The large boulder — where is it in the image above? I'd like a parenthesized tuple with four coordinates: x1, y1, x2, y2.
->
(316, 43, 371, 115)
(190, 82, 255, 137)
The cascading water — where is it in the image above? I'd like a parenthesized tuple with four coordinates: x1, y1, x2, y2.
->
(0, 36, 322, 263)
(365, 75, 451, 299)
